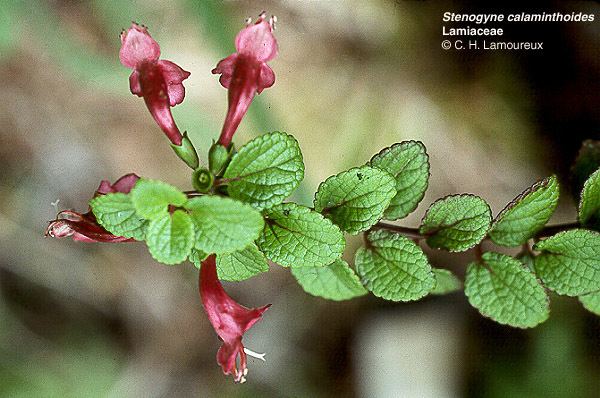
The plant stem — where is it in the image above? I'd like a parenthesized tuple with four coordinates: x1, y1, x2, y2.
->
(370, 221, 581, 241)
(184, 190, 203, 197)
(370, 222, 425, 239)
(474, 243, 483, 261)
(534, 222, 579, 238)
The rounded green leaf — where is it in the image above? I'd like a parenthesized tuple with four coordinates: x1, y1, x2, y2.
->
(465, 252, 549, 328)
(489, 176, 560, 247)
(579, 291, 600, 316)
(291, 259, 367, 301)
(223, 132, 304, 210)
(420, 194, 492, 252)
(355, 229, 434, 301)
(534, 229, 600, 296)
(257, 203, 345, 268)
(186, 196, 264, 254)
(370, 141, 430, 220)
(216, 244, 269, 282)
(570, 139, 600, 199)
(89, 193, 147, 240)
(314, 166, 396, 234)
(130, 179, 187, 219)
(430, 268, 462, 295)
(145, 210, 194, 265)
(578, 168, 600, 229)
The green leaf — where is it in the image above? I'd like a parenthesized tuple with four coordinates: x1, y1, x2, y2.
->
(186, 196, 264, 254)
(145, 211, 194, 265)
(189, 249, 209, 269)
(355, 229, 434, 301)
(534, 229, 600, 296)
(489, 176, 560, 247)
(420, 194, 492, 252)
(430, 268, 462, 295)
(216, 244, 269, 281)
(369, 141, 430, 220)
(314, 166, 396, 234)
(571, 139, 600, 200)
(130, 179, 187, 219)
(89, 193, 147, 240)
(291, 259, 367, 301)
(223, 132, 304, 210)
(578, 168, 600, 229)
(256, 203, 345, 268)
(578, 291, 600, 316)
(465, 252, 549, 328)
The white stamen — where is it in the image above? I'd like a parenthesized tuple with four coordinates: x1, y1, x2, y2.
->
(245, 17, 252, 25)
(243, 347, 266, 361)
(51, 199, 60, 213)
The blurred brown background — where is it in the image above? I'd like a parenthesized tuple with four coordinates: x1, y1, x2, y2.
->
(0, 0, 599, 397)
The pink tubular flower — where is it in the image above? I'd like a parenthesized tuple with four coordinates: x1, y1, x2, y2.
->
(120, 23, 190, 146)
(212, 12, 278, 147)
(45, 174, 140, 243)
(200, 255, 270, 383)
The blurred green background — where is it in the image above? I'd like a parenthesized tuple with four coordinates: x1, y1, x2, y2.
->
(0, 0, 598, 397)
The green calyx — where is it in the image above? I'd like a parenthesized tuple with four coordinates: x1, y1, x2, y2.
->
(192, 168, 214, 193)
(171, 132, 199, 170)
(209, 141, 233, 175)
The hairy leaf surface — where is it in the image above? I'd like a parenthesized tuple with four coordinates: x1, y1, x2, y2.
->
(224, 132, 304, 210)
(355, 229, 434, 301)
(257, 203, 345, 268)
(534, 229, 600, 296)
(314, 166, 396, 234)
(370, 141, 430, 220)
(465, 252, 549, 328)
(489, 176, 559, 246)
(291, 259, 367, 301)
(420, 194, 491, 252)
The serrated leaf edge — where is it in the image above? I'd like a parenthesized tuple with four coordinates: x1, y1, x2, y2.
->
(359, 229, 435, 302)
(368, 140, 430, 219)
(419, 193, 492, 252)
(465, 252, 550, 329)
(578, 167, 600, 225)
(224, 131, 305, 183)
(493, 175, 557, 223)
(313, 165, 397, 234)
